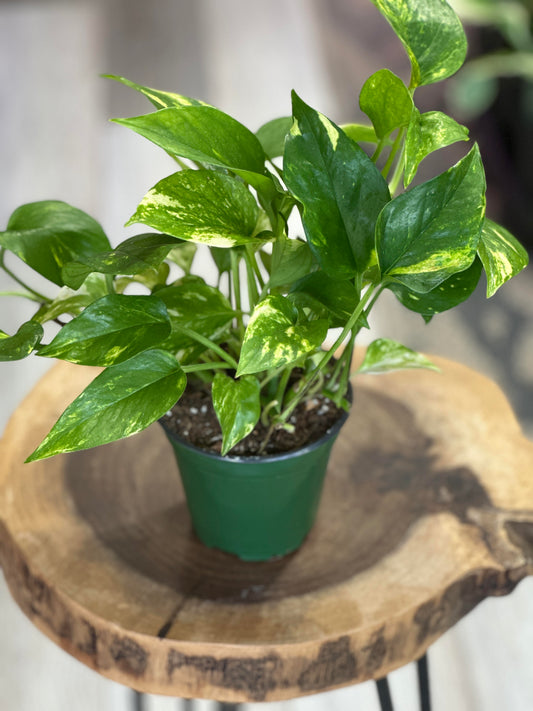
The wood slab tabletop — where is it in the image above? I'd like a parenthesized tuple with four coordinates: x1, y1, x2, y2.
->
(1, 356, 532, 702)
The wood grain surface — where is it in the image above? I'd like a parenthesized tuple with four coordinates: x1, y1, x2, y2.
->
(0, 356, 532, 702)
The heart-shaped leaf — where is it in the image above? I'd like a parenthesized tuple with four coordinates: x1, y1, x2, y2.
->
(0, 201, 111, 286)
(112, 106, 275, 195)
(377, 145, 486, 293)
(26, 349, 186, 461)
(0, 321, 43, 361)
(478, 218, 529, 297)
(38, 294, 171, 366)
(359, 69, 413, 139)
(237, 294, 328, 376)
(127, 170, 262, 248)
(358, 338, 439, 374)
(212, 372, 261, 455)
(284, 92, 390, 277)
(370, 0, 467, 87)
(388, 256, 483, 322)
(404, 109, 469, 186)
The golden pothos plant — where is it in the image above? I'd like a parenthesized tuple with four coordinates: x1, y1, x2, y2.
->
(0, 0, 527, 460)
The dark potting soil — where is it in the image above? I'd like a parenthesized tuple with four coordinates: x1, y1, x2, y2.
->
(160, 380, 345, 456)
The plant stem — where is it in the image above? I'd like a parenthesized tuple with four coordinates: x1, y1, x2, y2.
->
(243, 249, 260, 310)
(0, 290, 43, 303)
(381, 127, 405, 181)
(329, 348, 346, 386)
(363, 283, 387, 324)
(178, 325, 238, 369)
(173, 156, 190, 171)
(105, 274, 115, 294)
(372, 138, 386, 163)
(388, 143, 406, 195)
(334, 330, 357, 406)
(278, 285, 379, 423)
(274, 366, 292, 413)
(230, 250, 244, 339)
(0, 249, 51, 303)
(182, 361, 233, 374)
(247, 246, 265, 290)
(259, 365, 286, 389)
(268, 158, 284, 181)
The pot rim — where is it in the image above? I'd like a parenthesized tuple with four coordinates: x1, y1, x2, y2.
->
(159, 384, 352, 463)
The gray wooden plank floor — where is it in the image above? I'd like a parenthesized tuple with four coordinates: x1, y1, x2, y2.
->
(1, 2, 532, 709)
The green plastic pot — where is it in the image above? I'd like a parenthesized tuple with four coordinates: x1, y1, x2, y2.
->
(159, 404, 350, 561)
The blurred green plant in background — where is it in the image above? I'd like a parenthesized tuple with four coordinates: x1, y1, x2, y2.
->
(449, 0, 533, 117)
(447, 0, 533, 250)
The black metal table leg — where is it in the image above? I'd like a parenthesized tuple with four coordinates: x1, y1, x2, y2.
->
(417, 653, 431, 711)
(132, 691, 145, 711)
(182, 699, 194, 710)
(376, 676, 394, 711)
(215, 705, 241, 711)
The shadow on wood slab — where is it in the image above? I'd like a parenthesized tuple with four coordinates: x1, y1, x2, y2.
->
(65, 388, 493, 604)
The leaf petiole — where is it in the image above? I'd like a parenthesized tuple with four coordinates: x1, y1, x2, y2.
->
(0, 249, 52, 304)
(181, 361, 234, 374)
(230, 250, 244, 339)
(371, 137, 387, 163)
(178, 325, 238, 369)
(382, 127, 406, 181)
(388, 143, 406, 195)
(278, 284, 380, 423)
(0, 290, 44, 303)
(243, 248, 260, 310)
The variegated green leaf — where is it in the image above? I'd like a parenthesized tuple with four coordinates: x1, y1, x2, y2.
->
(104, 74, 210, 109)
(37, 294, 171, 366)
(377, 145, 486, 293)
(62, 233, 179, 289)
(237, 294, 328, 376)
(359, 69, 413, 139)
(404, 109, 469, 186)
(284, 92, 390, 277)
(127, 170, 261, 248)
(212, 372, 261, 455)
(358, 338, 439, 374)
(0, 321, 43, 361)
(388, 256, 482, 322)
(26, 349, 186, 461)
(0, 201, 111, 286)
(112, 106, 275, 195)
(478, 218, 529, 297)
(370, 0, 467, 87)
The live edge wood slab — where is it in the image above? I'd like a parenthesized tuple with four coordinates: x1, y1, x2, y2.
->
(1, 356, 532, 703)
